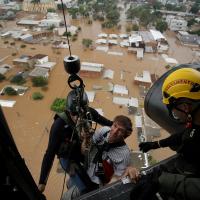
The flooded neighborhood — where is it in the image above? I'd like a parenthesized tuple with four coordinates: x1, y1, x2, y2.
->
(1, 0, 200, 199)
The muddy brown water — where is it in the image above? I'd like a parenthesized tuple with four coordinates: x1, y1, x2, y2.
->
(0, 17, 196, 200)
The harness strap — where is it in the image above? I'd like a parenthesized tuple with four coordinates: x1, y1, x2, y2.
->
(92, 131, 126, 184)
(56, 112, 76, 127)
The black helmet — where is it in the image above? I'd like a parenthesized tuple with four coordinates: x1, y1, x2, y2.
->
(66, 89, 89, 114)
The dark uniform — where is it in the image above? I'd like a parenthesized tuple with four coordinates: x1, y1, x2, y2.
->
(39, 107, 112, 187)
(132, 68, 200, 200)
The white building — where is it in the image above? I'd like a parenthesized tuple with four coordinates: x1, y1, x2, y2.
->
(113, 97, 138, 107)
(97, 33, 108, 38)
(134, 71, 152, 86)
(34, 62, 56, 71)
(55, 26, 78, 36)
(39, 19, 61, 28)
(166, 16, 187, 31)
(158, 0, 179, 5)
(129, 34, 143, 47)
(29, 67, 49, 78)
(17, 19, 40, 26)
(32, 54, 48, 64)
(80, 62, 104, 78)
(113, 84, 128, 96)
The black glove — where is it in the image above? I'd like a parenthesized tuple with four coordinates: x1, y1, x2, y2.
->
(139, 142, 159, 153)
(130, 174, 159, 200)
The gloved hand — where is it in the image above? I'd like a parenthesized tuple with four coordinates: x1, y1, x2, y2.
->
(139, 142, 159, 153)
(130, 169, 161, 200)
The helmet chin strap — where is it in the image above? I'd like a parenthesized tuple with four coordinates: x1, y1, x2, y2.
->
(185, 113, 192, 128)
(185, 103, 200, 128)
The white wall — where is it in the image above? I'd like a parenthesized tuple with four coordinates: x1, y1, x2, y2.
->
(169, 19, 187, 31)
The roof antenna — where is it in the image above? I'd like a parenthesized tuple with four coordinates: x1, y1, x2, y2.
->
(60, 0, 80, 75)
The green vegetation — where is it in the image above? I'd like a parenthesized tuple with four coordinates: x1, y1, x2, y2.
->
(20, 44, 26, 48)
(156, 20, 168, 33)
(48, 25, 55, 30)
(51, 98, 66, 113)
(82, 38, 93, 48)
(187, 18, 197, 27)
(126, 5, 153, 27)
(72, 35, 78, 41)
(189, 29, 200, 36)
(31, 0, 40, 3)
(4, 87, 17, 96)
(57, 4, 67, 10)
(126, 25, 132, 33)
(126, 24, 139, 32)
(63, 31, 72, 37)
(190, 3, 200, 14)
(0, 74, 6, 82)
(10, 74, 26, 85)
(32, 76, 48, 87)
(68, 7, 79, 19)
(152, 0, 162, 10)
(10, 42, 15, 46)
(132, 24, 139, 31)
(68, 0, 120, 28)
(32, 92, 44, 100)
(165, 4, 186, 12)
(47, 8, 56, 12)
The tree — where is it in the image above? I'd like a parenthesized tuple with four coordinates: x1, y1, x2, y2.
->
(32, 92, 44, 100)
(51, 98, 66, 113)
(68, 7, 79, 19)
(152, 0, 162, 10)
(63, 31, 71, 37)
(31, 0, 40, 3)
(57, 4, 66, 10)
(156, 20, 168, 33)
(82, 38, 93, 48)
(47, 8, 56, 13)
(20, 44, 26, 48)
(32, 76, 48, 87)
(106, 9, 120, 25)
(10, 74, 26, 85)
(0, 74, 6, 82)
(4, 87, 17, 96)
(132, 24, 139, 31)
(126, 6, 153, 27)
(187, 18, 197, 27)
(190, 4, 200, 14)
(79, 5, 89, 17)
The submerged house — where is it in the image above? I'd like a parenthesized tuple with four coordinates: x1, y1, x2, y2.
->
(177, 31, 200, 47)
(150, 29, 169, 52)
(79, 62, 104, 78)
(129, 34, 145, 49)
(134, 70, 152, 87)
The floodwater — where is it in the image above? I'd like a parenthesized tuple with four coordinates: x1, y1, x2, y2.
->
(0, 13, 197, 200)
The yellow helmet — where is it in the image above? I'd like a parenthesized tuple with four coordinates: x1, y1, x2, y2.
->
(162, 68, 200, 105)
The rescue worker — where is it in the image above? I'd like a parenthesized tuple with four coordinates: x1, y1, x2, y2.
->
(38, 89, 113, 193)
(130, 67, 200, 200)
